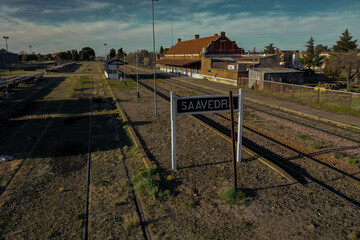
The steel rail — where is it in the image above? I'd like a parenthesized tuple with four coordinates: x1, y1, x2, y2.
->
(98, 64, 151, 240)
(123, 68, 360, 208)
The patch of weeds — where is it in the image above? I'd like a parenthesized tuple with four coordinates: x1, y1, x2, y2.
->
(244, 111, 259, 120)
(311, 143, 322, 149)
(47, 231, 61, 239)
(348, 158, 360, 168)
(298, 134, 311, 140)
(76, 213, 86, 220)
(96, 180, 111, 187)
(124, 213, 140, 229)
(333, 152, 342, 159)
(348, 231, 360, 240)
(186, 198, 200, 208)
(132, 169, 170, 200)
(220, 187, 249, 205)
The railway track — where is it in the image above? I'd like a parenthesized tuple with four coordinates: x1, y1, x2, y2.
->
(0, 75, 60, 116)
(121, 67, 360, 208)
(82, 64, 150, 240)
(130, 66, 360, 141)
(0, 100, 65, 198)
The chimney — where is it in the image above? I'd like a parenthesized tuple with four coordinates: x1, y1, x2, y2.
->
(177, 38, 181, 43)
(194, 34, 199, 40)
(220, 31, 225, 37)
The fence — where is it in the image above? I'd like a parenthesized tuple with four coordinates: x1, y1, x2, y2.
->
(239, 77, 360, 112)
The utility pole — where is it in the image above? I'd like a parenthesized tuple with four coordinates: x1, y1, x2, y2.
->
(123, 55, 126, 85)
(29, 45, 32, 55)
(148, 0, 159, 116)
(3, 36, 11, 75)
(252, 47, 255, 86)
(171, 16, 173, 47)
(136, 49, 139, 98)
(104, 43, 107, 59)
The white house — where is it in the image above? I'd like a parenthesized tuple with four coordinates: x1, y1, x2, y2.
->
(104, 59, 124, 79)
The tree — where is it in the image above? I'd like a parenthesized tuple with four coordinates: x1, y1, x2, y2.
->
(66, 50, 72, 61)
(109, 48, 116, 58)
(45, 53, 53, 60)
(303, 37, 315, 68)
(333, 29, 358, 53)
(299, 37, 325, 69)
(327, 51, 360, 90)
(22, 54, 29, 62)
(313, 44, 325, 68)
(144, 57, 151, 66)
(79, 47, 95, 61)
(263, 43, 276, 54)
(71, 49, 79, 61)
(116, 48, 126, 59)
(159, 46, 164, 55)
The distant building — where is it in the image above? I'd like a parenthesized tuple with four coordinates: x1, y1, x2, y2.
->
(157, 32, 279, 86)
(248, 67, 304, 90)
(279, 50, 301, 69)
(0, 52, 18, 65)
(104, 59, 124, 79)
(158, 32, 244, 85)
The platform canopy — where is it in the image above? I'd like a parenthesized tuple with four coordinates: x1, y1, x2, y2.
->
(157, 59, 200, 67)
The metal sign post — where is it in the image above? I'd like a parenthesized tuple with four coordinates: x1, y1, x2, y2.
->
(237, 89, 244, 163)
(170, 92, 176, 169)
(229, 91, 237, 190)
(170, 91, 244, 170)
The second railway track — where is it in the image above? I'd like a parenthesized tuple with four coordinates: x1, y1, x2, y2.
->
(122, 66, 360, 208)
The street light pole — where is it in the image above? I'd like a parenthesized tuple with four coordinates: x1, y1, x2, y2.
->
(104, 43, 107, 59)
(3, 36, 11, 75)
(149, 0, 159, 116)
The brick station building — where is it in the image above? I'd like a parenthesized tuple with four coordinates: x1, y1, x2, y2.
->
(157, 32, 279, 86)
(158, 32, 245, 84)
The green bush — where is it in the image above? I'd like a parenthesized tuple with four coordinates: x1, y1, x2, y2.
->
(221, 187, 248, 205)
(132, 169, 169, 199)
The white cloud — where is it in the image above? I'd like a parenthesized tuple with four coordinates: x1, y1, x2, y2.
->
(0, 9, 359, 54)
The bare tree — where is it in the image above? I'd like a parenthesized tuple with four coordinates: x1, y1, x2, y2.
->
(328, 51, 360, 91)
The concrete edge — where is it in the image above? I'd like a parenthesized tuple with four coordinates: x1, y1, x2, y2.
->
(104, 79, 153, 169)
(178, 79, 360, 132)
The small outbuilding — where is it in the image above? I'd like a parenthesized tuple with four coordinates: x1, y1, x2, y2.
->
(248, 67, 304, 90)
(104, 59, 124, 79)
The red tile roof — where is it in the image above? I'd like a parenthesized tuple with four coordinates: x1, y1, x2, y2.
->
(166, 35, 220, 55)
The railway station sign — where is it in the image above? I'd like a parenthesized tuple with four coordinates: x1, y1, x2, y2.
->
(170, 90, 244, 170)
(176, 95, 239, 115)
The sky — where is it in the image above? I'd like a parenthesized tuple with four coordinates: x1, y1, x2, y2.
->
(1, 0, 360, 56)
